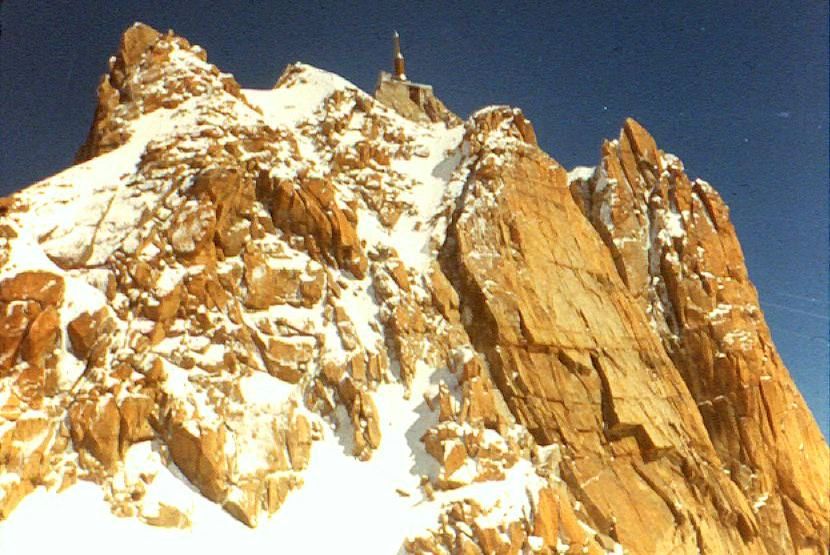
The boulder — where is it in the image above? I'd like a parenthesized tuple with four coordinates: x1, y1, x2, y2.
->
(67, 308, 113, 360)
(0, 271, 64, 305)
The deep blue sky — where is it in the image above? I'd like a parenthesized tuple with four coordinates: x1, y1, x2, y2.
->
(1, 1, 828, 435)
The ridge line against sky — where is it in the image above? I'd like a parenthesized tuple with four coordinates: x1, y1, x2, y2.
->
(0, 1, 827, 434)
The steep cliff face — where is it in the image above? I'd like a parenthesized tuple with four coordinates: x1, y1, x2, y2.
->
(570, 119, 830, 553)
(440, 107, 764, 554)
(0, 22, 826, 555)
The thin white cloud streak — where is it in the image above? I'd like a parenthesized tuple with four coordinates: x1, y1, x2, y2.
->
(762, 300, 830, 321)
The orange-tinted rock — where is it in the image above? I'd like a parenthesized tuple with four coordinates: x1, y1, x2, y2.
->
(15, 364, 46, 405)
(0, 20, 825, 550)
(0, 302, 35, 373)
(428, 263, 460, 322)
(242, 252, 323, 310)
(574, 118, 830, 553)
(119, 395, 155, 450)
(286, 413, 312, 471)
(170, 202, 216, 257)
(264, 475, 297, 514)
(0, 414, 59, 518)
(443, 441, 468, 477)
(457, 356, 507, 431)
(75, 22, 250, 161)
(117, 22, 162, 69)
(442, 111, 765, 554)
(67, 308, 113, 360)
(191, 169, 255, 258)
(75, 23, 161, 162)
(348, 389, 382, 459)
(0, 274, 64, 383)
(141, 503, 191, 529)
(167, 419, 228, 502)
(223, 485, 261, 527)
(68, 396, 122, 469)
(258, 173, 368, 278)
(256, 336, 315, 383)
(20, 306, 60, 367)
(467, 106, 537, 148)
(0, 271, 64, 305)
(532, 487, 560, 548)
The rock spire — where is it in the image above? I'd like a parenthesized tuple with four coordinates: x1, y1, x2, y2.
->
(0, 21, 826, 555)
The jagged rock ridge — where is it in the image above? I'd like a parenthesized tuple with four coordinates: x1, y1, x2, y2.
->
(0, 22, 826, 555)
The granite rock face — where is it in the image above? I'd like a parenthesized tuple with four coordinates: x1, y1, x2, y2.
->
(571, 119, 830, 553)
(440, 107, 766, 554)
(0, 22, 826, 555)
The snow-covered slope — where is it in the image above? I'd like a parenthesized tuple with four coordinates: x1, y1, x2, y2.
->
(0, 22, 826, 555)
(0, 23, 598, 555)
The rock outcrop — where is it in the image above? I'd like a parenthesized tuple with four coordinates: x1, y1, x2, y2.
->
(440, 106, 766, 553)
(76, 22, 250, 162)
(571, 118, 830, 553)
(0, 22, 825, 555)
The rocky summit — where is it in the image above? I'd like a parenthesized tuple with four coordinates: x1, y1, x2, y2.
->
(0, 22, 826, 554)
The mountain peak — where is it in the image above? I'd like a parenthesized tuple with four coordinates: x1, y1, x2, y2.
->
(0, 22, 826, 555)
(117, 22, 162, 70)
(76, 22, 249, 162)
